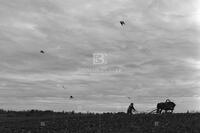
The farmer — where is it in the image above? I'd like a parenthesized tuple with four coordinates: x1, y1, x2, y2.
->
(127, 103, 136, 115)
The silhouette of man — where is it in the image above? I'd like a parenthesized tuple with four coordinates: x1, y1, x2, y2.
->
(127, 103, 136, 115)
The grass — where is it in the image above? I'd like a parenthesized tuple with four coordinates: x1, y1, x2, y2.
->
(0, 110, 199, 133)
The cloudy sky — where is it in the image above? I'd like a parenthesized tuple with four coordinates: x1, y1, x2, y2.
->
(0, 0, 200, 113)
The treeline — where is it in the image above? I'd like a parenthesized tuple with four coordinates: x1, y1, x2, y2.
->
(0, 109, 126, 117)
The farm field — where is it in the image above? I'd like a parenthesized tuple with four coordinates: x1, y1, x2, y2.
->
(0, 110, 199, 133)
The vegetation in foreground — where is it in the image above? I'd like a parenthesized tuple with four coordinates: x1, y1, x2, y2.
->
(0, 109, 199, 133)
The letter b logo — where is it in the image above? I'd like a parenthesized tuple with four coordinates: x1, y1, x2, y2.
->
(93, 53, 107, 65)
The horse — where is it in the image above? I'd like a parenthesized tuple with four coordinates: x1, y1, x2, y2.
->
(156, 99, 176, 114)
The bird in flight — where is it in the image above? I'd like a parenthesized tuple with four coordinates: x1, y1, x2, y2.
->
(40, 50, 45, 54)
(120, 21, 125, 26)
(70, 96, 74, 99)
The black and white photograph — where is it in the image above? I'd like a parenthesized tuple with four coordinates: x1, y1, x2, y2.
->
(0, 0, 200, 132)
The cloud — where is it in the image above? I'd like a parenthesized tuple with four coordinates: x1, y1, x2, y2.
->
(0, 0, 199, 112)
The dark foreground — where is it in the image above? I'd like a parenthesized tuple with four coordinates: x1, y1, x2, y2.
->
(0, 110, 199, 133)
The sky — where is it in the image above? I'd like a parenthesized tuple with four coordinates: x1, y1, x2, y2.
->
(0, 0, 200, 113)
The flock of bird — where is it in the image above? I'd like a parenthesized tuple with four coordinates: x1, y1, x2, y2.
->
(39, 21, 126, 100)
(39, 21, 125, 54)
(39, 21, 125, 53)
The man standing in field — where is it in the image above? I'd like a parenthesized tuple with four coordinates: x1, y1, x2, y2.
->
(127, 103, 136, 115)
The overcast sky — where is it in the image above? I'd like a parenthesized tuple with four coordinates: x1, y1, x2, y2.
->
(0, 0, 200, 113)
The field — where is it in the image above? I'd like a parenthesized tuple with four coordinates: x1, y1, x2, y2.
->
(0, 110, 199, 133)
